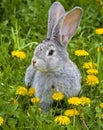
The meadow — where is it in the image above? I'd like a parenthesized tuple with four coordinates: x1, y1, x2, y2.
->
(0, 0, 103, 129)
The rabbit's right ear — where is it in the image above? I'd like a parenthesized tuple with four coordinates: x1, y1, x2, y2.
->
(51, 7, 82, 47)
(47, 2, 65, 39)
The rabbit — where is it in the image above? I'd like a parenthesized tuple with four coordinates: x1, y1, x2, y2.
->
(25, 2, 82, 111)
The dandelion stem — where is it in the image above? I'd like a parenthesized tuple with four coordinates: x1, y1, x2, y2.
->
(90, 86, 93, 99)
(73, 116, 76, 130)
(97, 50, 101, 70)
(22, 42, 38, 49)
(82, 119, 89, 130)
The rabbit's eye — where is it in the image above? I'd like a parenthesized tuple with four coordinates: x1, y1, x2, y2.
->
(48, 49, 54, 56)
(39, 48, 42, 52)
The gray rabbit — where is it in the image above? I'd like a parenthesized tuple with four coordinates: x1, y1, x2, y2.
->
(25, 2, 82, 111)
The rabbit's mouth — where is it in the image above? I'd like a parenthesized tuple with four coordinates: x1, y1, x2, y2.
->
(34, 65, 61, 73)
(32, 57, 63, 73)
(34, 62, 61, 73)
(32, 58, 47, 72)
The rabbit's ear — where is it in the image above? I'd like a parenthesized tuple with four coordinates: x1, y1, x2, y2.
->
(47, 2, 65, 39)
(51, 7, 82, 47)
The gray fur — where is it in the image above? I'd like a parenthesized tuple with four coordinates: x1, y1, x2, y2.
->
(25, 2, 82, 111)
(47, 2, 65, 39)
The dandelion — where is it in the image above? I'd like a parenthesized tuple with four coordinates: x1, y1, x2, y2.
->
(64, 109, 80, 117)
(38, 107, 41, 111)
(83, 62, 97, 69)
(52, 91, 64, 101)
(13, 99, 18, 104)
(16, 86, 27, 96)
(28, 87, 35, 96)
(86, 69, 98, 75)
(101, 114, 103, 118)
(100, 103, 103, 109)
(68, 97, 81, 106)
(74, 49, 89, 56)
(0, 116, 4, 126)
(95, 28, 103, 35)
(9, 98, 18, 104)
(80, 97, 91, 106)
(97, 47, 103, 52)
(55, 115, 70, 125)
(86, 75, 99, 86)
(97, 47, 101, 52)
(31, 97, 40, 104)
(11, 50, 26, 59)
(0, 71, 3, 78)
(96, 0, 101, 2)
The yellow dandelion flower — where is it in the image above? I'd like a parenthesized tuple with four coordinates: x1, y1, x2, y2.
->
(9, 98, 18, 104)
(52, 91, 64, 101)
(96, 0, 101, 2)
(11, 50, 26, 59)
(16, 86, 27, 96)
(101, 114, 103, 118)
(55, 115, 70, 125)
(28, 87, 35, 96)
(0, 116, 4, 126)
(97, 47, 103, 52)
(38, 107, 41, 111)
(74, 49, 89, 56)
(97, 47, 101, 52)
(0, 71, 3, 78)
(68, 97, 81, 106)
(13, 99, 18, 104)
(83, 62, 97, 69)
(80, 97, 91, 106)
(95, 28, 103, 35)
(31, 97, 40, 104)
(100, 103, 103, 109)
(64, 109, 80, 117)
(86, 75, 99, 86)
(86, 69, 98, 75)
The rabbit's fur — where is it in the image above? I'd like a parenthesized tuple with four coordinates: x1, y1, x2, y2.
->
(25, 2, 82, 111)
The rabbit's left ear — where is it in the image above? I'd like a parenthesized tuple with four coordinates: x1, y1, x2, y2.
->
(47, 2, 65, 39)
(51, 7, 82, 47)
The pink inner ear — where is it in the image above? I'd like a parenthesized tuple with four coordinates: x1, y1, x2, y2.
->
(61, 25, 70, 46)
(61, 25, 71, 46)
(61, 8, 82, 46)
(61, 16, 77, 42)
(62, 34, 68, 46)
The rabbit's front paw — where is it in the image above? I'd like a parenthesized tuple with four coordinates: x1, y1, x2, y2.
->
(40, 102, 51, 112)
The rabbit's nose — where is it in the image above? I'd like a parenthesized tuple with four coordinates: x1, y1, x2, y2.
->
(32, 60, 36, 66)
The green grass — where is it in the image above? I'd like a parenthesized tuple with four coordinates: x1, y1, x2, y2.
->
(0, 0, 103, 129)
